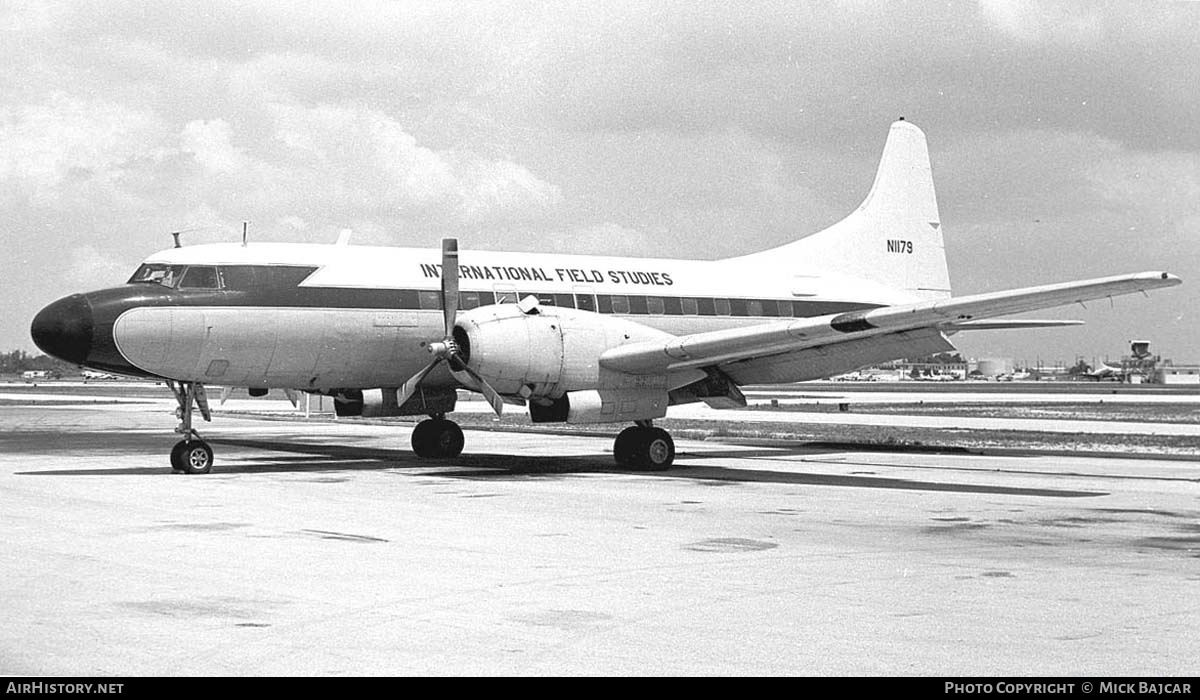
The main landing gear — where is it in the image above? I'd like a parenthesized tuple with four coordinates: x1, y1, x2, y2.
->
(167, 380, 214, 474)
(613, 421, 675, 470)
(411, 414, 465, 458)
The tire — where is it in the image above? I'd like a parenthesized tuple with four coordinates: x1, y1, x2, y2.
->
(412, 419, 464, 458)
(179, 440, 214, 475)
(431, 419, 464, 458)
(638, 428, 675, 471)
(169, 441, 188, 472)
(411, 420, 438, 458)
(613, 426, 641, 466)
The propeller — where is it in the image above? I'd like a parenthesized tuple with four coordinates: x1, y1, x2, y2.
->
(395, 239, 506, 415)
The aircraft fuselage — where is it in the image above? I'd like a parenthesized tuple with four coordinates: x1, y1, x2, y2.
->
(32, 242, 900, 392)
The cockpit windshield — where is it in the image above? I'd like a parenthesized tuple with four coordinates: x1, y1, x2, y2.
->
(128, 263, 185, 288)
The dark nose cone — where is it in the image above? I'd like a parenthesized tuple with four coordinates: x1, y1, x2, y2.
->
(31, 294, 94, 365)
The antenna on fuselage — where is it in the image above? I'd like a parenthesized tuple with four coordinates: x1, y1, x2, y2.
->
(242, 221, 248, 247)
(168, 225, 222, 248)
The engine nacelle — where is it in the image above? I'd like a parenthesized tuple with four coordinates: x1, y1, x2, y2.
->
(453, 304, 675, 399)
(331, 386, 457, 417)
(529, 388, 670, 424)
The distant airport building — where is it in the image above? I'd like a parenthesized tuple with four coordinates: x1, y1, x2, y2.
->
(1084, 341, 1197, 385)
(973, 357, 1013, 378)
(870, 355, 969, 380)
(840, 344, 1198, 384)
(1027, 365, 1070, 381)
(1156, 362, 1200, 385)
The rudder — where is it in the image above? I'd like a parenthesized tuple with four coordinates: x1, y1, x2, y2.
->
(735, 120, 952, 301)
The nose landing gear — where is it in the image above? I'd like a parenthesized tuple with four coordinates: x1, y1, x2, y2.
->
(167, 380, 214, 474)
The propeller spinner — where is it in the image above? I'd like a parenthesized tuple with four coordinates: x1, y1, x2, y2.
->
(396, 239, 506, 415)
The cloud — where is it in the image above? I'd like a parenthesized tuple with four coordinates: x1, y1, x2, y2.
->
(179, 119, 248, 174)
(1088, 149, 1200, 226)
(267, 102, 562, 222)
(0, 93, 165, 201)
(545, 222, 652, 256)
(976, 0, 1107, 43)
(62, 244, 132, 290)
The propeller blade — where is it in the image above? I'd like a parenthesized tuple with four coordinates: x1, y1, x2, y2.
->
(441, 238, 459, 336)
(396, 357, 443, 408)
(458, 363, 505, 416)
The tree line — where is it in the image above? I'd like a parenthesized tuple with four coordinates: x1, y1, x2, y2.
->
(0, 350, 79, 375)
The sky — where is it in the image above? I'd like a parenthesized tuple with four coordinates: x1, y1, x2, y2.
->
(2, 0, 1198, 366)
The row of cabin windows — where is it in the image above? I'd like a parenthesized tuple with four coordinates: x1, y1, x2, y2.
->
(461, 291, 842, 318)
(129, 264, 846, 318)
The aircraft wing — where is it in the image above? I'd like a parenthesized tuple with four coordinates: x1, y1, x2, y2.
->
(599, 271, 1180, 375)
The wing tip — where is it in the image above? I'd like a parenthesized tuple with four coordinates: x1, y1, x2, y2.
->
(1141, 271, 1182, 285)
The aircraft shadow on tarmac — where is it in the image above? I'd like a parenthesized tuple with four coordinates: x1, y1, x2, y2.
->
(16, 433, 1103, 497)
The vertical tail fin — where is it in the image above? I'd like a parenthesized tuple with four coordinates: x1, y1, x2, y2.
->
(738, 120, 952, 300)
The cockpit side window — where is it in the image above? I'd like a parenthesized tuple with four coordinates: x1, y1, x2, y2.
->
(178, 266, 220, 289)
(128, 263, 185, 288)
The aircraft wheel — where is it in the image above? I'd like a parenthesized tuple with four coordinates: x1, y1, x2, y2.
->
(411, 420, 437, 457)
(431, 419, 464, 458)
(412, 419, 464, 458)
(176, 440, 214, 475)
(634, 428, 675, 471)
(614, 427, 675, 470)
(613, 426, 642, 466)
(169, 441, 187, 472)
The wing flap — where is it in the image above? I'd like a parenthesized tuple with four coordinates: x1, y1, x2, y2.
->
(599, 271, 1180, 375)
(941, 319, 1085, 331)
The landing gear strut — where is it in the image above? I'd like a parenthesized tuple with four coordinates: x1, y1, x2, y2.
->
(411, 414, 465, 458)
(613, 420, 675, 470)
(167, 380, 214, 474)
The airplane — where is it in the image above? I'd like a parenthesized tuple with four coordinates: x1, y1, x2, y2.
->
(29, 119, 1181, 474)
(1083, 362, 1125, 381)
(80, 369, 118, 381)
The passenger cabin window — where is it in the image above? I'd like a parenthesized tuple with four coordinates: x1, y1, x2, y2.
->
(128, 263, 184, 288)
(460, 291, 481, 310)
(178, 266, 220, 289)
(418, 291, 442, 310)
